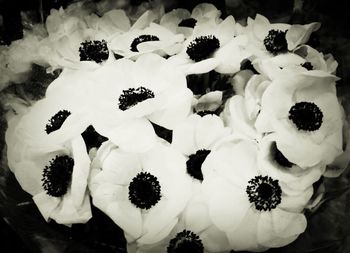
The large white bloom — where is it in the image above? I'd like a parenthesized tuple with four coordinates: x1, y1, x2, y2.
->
(86, 53, 192, 152)
(89, 141, 192, 245)
(201, 139, 312, 252)
(255, 71, 344, 167)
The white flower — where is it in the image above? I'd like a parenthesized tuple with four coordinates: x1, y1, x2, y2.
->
(244, 14, 320, 59)
(86, 53, 192, 152)
(39, 7, 118, 71)
(169, 16, 250, 74)
(12, 92, 90, 149)
(201, 139, 312, 251)
(89, 141, 192, 245)
(255, 71, 343, 167)
(6, 113, 91, 225)
(160, 3, 222, 38)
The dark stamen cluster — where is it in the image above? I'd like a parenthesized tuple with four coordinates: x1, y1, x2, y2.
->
(45, 110, 71, 134)
(186, 35, 220, 62)
(118, 86, 155, 111)
(79, 40, 109, 63)
(246, 175, 282, 211)
(263, 29, 288, 55)
(301, 61, 313, 71)
(288, 102, 323, 131)
(128, 172, 161, 210)
(42, 155, 74, 197)
(196, 110, 216, 117)
(186, 149, 211, 181)
(167, 230, 204, 253)
(178, 18, 197, 28)
(130, 35, 160, 52)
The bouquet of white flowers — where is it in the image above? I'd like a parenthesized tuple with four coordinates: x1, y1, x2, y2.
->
(1, 1, 350, 252)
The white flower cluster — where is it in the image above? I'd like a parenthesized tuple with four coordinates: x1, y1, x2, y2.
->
(4, 2, 350, 253)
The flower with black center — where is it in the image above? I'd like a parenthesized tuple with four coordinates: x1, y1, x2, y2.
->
(255, 71, 344, 167)
(109, 21, 184, 59)
(89, 141, 192, 245)
(160, 3, 222, 38)
(38, 7, 126, 71)
(87, 54, 193, 152)
(12, 90, 91, 148)
(168, 16, 250, 75)
(242, 14, 320, 59)
(6, 110, 92, 225)
(201, 139, 312, 251)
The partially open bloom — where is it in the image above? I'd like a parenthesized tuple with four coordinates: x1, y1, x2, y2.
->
(201, 139, 312, 251)
(87, 53, 192, 152)
(6, 113, 91, 224)
(255, 71, 343, 167)
(89, 141, 193, 245)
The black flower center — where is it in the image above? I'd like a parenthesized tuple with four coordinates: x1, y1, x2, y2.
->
(42, 155, 74, 197)
(186, 35, 220, 62)
(128, 172, 161, 210)
(178, 18, 197, 28)
(270, 142, 293, 168)
(263, 29, 288, 55)
(79, 40, 109, 63)
(288, 102, 323, 131)
(45, 110, 71, 134)
(301, 61, 313, 71)
(167, 230, 204, 253)
(130, 34, 160, 52)
(118, 86, 155, 111)
(186, 149, 211, 181)
(246, 175, 282, 211)
(196, 110, 216, 117)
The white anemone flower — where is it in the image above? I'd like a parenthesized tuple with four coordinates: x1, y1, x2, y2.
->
(11, 90, 91, 150)
(255, 71, 343, 167)
(201, 139, 313, 252)
(244, 14, 320, 59)
(86, 53, 192, 152)
(160, 3, 222, 38)
(89, 141, 192, 245)
(39, 7, 120, 71)
(169, 15, 250, 74)
(6, 114, 91, 225)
